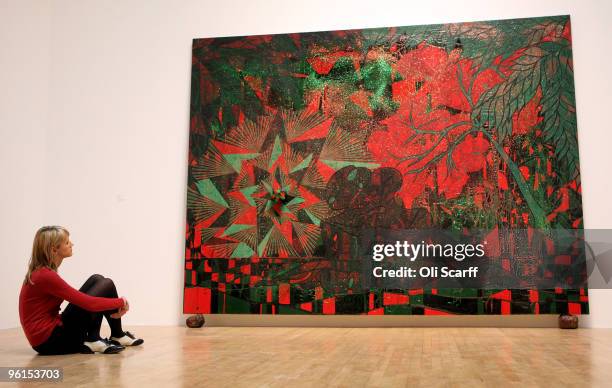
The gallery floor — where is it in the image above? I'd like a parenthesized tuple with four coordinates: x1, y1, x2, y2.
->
(2, 326, 612, 387)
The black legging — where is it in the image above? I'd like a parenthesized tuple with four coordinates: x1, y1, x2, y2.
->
(34, 274, 125, 355)
(62, 274, 125, 341)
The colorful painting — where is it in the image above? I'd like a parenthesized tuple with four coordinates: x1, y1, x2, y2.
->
(184, 15, 587, 315)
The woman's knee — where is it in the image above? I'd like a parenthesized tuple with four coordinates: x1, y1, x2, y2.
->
(79, 274, 105, 292)
(88, 274, 105, 283)
(81, 275, 118, 297)
(89, 275, 118, 290)
(99, 278, 118, 294)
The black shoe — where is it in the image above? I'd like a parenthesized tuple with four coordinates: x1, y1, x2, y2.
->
(81, 338, 125, 354)
(109, 331, 144, 347)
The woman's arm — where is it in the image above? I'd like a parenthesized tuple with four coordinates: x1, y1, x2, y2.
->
(32, 268, 124, 312)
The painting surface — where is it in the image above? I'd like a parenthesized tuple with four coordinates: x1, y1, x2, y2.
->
(184, 15, 587, 315)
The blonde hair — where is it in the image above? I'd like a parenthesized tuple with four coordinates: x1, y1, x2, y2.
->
(24, 226, 69, 285)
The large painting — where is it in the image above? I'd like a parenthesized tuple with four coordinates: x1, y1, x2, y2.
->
(184, 15, 587, 315)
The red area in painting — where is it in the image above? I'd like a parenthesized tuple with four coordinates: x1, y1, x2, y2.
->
(183, 287, 211, 314)
(383, 293, 409, 306)
(501, 301, 510, 315)
(555, 255, 572, 265)
(568, 303, 581, 315)
(300, 302, 313, 312)
(279, 283, 291, 305)
(322, 298, 336, 314)
(513, 88, 543, 135)
(368, 44, 500, 208)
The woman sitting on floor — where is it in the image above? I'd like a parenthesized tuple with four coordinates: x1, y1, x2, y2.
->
(19, 226, 143, 355)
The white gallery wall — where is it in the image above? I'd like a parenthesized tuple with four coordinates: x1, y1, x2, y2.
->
(2, 0, 612, 329)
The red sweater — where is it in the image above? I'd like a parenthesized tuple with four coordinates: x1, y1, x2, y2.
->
(19, 268, 124, 347)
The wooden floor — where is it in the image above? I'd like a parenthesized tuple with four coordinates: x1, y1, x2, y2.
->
(2, 326, 612, 387)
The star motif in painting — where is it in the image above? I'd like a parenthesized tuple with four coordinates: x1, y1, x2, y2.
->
(187, 109, 375, 258)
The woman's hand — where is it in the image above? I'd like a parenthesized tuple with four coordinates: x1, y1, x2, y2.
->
(110, 297, 129, 319)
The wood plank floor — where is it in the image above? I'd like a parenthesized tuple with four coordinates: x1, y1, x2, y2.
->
(2, 326, 612, 387)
